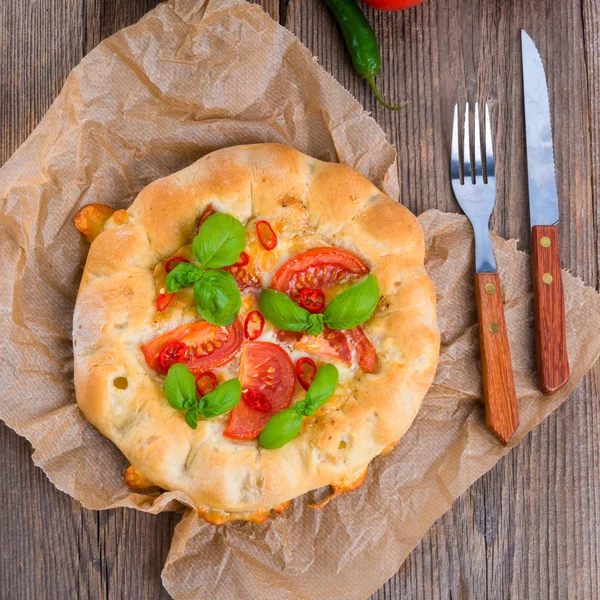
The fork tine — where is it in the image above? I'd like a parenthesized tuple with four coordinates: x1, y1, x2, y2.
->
(451, 104, 460, 180)
(463, 103, 471, 183)
(473, 102, 482, 182)
(485, 103, 494, 179)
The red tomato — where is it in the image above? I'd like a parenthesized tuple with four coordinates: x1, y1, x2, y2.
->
(277, 327, 352, 366)
(142, 320, 243, 375)
(348, 326, 378, 373)
(271, 247, 369, 299)
(224, 342, 295, 440)
(362, 0, 425, 10)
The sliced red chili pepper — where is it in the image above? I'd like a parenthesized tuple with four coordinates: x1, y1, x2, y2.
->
(299, 288, 326, 313)
(244, 310, 265, 340)
(156, 292, 175, 312)
(256, 220, 277, 250)
(196, 204, 216, 233)
(158, 341, 187, 371)
(231, 251, 250, 268)
(165, 257, 190, 273)
(242, 389, 272, 412)
(296, 357, 317, 391)
(195, 371, 218, 396)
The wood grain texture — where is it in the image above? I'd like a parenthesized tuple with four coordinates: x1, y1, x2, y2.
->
(474, 272, 519, 443)
(531, 225, 570, 395)
(1, 0, 599, 599)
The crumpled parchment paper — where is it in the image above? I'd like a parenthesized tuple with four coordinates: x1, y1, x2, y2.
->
(1, 0, 600, 599)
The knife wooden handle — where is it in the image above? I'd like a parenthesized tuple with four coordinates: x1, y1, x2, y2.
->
(531, 225, 570, 394)
(474, 272, 519, 444)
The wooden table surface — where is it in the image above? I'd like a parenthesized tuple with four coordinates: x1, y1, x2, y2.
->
(1, 0, 599, 598)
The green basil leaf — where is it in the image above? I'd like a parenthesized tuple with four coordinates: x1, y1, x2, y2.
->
(324, 274, 380, 330)
(194, 269, 242, 326)
(198, 378, 242, 419)
(185, 409, 199, 429)
(306, 313, 325, 336)
(192, 213, 246, 268)
(302, 363, 339, 415)
(258, 407, 304, 449)
(163, 363, 197, 411)
(165, 262, 204, 293)
(259, 289, 312, 332)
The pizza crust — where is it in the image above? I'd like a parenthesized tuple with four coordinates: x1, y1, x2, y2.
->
(73, 143, 439, 522)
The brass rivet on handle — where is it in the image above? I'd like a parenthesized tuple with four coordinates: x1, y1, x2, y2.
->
(540, 236, 552, 248)
(489, 322, 500, 333)
(484, 283, 496, 295)
(542, 273, 553, 284)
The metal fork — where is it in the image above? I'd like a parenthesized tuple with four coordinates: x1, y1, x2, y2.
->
(451, 102, 519, 444)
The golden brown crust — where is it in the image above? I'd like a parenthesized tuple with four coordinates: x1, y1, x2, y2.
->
(73, 143, 439, 522)
(74, 204, 116, 242)
(124, 465, 161, 493)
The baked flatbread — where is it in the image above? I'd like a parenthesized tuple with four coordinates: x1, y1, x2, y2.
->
(73, 143, 439, 523)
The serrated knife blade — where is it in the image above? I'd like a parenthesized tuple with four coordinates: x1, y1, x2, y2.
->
(521, 29, 570, 395)
(521, 29, 560, 227)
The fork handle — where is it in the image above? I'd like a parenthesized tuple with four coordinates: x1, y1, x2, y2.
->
(531, 225, 570, 394)
(474, 272, 519, 444)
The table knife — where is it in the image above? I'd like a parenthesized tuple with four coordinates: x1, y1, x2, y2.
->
(521, 30, 570, 394)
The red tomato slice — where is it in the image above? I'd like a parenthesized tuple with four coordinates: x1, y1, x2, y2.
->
(348, 326, 378, 373)
(277, 327, 352, 366)
(270, 247, 369, 299)
(224, 342, 295, 440)
(142, 319, 243, 375)
(296, 327, 352, 365)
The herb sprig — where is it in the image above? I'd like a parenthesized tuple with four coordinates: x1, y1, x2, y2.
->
(166, 213, 244, 326)
(258, 363, 339, 449)
(259, 274, 380, 336)
(164, 363, 241, 429)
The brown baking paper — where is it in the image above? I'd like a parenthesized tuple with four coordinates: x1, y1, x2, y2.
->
(1, 0, 600, 598)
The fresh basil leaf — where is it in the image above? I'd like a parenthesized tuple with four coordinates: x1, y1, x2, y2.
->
(194, 269, 242, 326)
(192, 213, 246, 268)
(259, 289, 312, 332)
(324, 274, 380, 330)
(198, 378, 242, 419)
(163, 363, 196, 411)
(258, 407, 303, 449)
(302, 363, 339, 415)
(185, 409, 199, 429)
(306, 313, 325, 336)
(165, 262, 204, 293)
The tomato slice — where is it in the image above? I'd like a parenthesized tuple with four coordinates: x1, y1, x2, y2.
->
(296, 327, 352, 365)
(277, 327, 352, 366)
(348, 326, 378, 373)
(142, 319, 243, 375)
(224, 342, 295, 440)
(271, 247, 369, 299)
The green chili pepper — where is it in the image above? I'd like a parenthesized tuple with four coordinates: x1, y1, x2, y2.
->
(323, 0, 405, 111)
